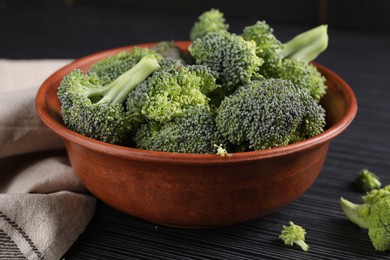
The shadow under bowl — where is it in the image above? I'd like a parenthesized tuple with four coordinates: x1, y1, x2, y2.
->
(35, 42, 357, 228)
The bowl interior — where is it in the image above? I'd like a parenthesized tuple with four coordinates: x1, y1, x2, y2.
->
(36, 41, 357, 161)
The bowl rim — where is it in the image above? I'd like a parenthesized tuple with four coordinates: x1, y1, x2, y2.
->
(35, 41, 358, 165)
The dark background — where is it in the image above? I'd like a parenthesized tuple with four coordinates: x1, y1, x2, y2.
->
(1, 0, 390, 59)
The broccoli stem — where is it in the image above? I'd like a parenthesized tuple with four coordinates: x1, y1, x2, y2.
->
(90, 54, 160, 106)
(295, 240, 309, 252)
(277, 25, 328, 62)
(340, 197, 370, 229)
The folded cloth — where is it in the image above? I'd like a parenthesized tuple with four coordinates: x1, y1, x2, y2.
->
(0, 59, 96, 260)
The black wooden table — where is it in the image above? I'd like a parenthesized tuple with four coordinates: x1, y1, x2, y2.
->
(2, 5, 390, 260)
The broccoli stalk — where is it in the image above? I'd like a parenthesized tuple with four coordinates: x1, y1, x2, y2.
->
(277, 25, 328, 62)
(340, 185, 390, 251)
(92, 55, 160, 106)
(58, 54, 160, 144)
(279, 221, 309, 252)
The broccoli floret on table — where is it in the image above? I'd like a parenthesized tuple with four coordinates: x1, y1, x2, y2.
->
(126, 59, 217, 125)
(355, 169, 382, 192)
(189, 30, 263, 93)
(57, 55, 160, 144)
(242, 22, 328, 101)
(215, 78, 325, 151)
(279, 221, 309, 252)
(88, 47, 162, 83)
(134, 106, 227, 154)
(189, 8, 229, 41)
(340, 185, 390, 251)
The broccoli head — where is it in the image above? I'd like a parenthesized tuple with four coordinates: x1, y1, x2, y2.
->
(215, 79, 325, 151)
(57, 54, 160, 144)
(340, 185, 390, 251)
(126, 59, 215, 125)
(189, 30, 263, 93)
(355, 169, 382, 192)
(242, 20, 282, 69)
(134, 106, 227, 154)
(279, 221, 309, 252)
(190, 8, 229, 41)
(265, 58, 327, 102)
(242, 23, 328, 101)
(88, 47, 162, 83)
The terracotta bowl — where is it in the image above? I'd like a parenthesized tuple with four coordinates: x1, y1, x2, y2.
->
(35, 41, 357, 228)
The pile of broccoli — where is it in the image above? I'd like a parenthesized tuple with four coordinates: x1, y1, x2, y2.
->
(57, 8, 329, 154)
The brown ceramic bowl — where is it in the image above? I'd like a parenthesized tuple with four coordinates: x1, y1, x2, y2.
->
(35, 41, 357, 228)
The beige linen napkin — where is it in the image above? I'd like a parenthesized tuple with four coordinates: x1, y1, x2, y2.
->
(0, 59, 96, 260)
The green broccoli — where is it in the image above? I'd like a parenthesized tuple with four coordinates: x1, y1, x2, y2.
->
(189, 8, 229, 41)
(355, 169, 382, 192)
(151, 41, 193, 65)
(88, 47, 162, 83)
(279, 221, 309, 252)
(216, 79, 325, 151)
(189, 30, 263, 93)
(242, 21, 282, 69)
(242, 23, 328, 101)
(340, 185, 390, 251)
(57, 54, 160, 144)
(126, 59, 217, 125)
(134, 106, 227, 154)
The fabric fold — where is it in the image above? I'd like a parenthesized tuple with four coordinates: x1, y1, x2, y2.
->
(0, 59, 96, 260)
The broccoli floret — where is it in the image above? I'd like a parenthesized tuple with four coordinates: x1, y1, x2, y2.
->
(340, 185, 390, 251)
(189, 30, 263, 93)
(214, 144, 232, 157)
(134, 106, 227, 154)
(88, 47, 162, 83)
(242, 21, 282, 69)
(268, 58, 327, 102)
(57, 54, 160, 144)
(187, 64, 221, 95)
(151, 41, 193, 64)
(126, 59, 213, 125)
(242, 23, 328, 101)
(279, 221, 309, 252)
(216, 79, 325, 151)
(355, 169, 382, 192)
(190, 8, 229, 41)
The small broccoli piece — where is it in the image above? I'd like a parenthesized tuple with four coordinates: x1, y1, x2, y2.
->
(216, 79, 325, 151)
(134, 106, 227, 154)
(126, 59, 212, 125)
(57, 55, 160, 144)
(355, 169, 382, 192)
(214, 144, 232, 157)
(88, 47, 162, 83)
(279, 221, 309, 252)
(190, 8, 229, 41)
(189, 30, 263, 93)
(242, 23, 328, 101)
(340, 185, 390, 251)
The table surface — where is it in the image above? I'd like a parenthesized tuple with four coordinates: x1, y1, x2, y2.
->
(2, 6, 390, 260)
